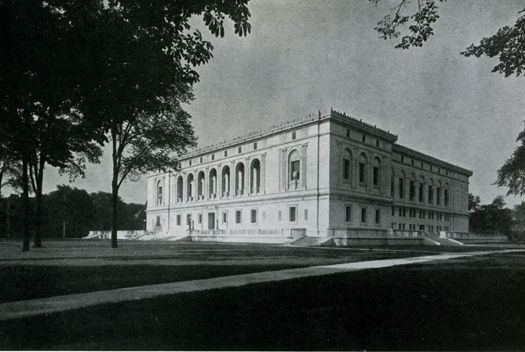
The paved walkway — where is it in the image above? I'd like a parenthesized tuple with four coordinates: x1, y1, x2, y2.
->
(0, 249, 522, 321)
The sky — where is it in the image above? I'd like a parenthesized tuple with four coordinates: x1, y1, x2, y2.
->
(41, 0, 525, 207)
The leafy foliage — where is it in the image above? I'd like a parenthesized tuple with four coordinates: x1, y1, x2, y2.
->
(468, 193, 481, 212)
(462, 10, 525, 77)
(61, 0, 252, 247)
(496, 129, 525, 196)
(0, 185, 146, 238)
(371, 0, 446, 49)
(469, 195, 513, 236)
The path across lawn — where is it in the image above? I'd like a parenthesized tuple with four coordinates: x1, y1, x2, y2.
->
(1, 248, 522, 321)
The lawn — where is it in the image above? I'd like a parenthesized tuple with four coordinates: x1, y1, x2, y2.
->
(1, 250, 525, 350)
(0, 240, 429, 302)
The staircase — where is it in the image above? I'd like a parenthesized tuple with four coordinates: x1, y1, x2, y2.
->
(289, 236, 333, 247)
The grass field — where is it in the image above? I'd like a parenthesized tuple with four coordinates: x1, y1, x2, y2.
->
(0, 240, 428, 302)
(1, 240, 524, 350)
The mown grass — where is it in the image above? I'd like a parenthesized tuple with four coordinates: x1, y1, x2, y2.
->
(1, 252, 525, 350)
(0, 240, 431, 302)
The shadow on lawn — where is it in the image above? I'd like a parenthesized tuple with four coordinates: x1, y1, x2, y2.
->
(1, 254, 525, 350)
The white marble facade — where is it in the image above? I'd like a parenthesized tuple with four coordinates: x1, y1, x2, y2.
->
(146, 110, 472, 238)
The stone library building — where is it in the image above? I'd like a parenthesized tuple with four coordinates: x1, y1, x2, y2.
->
(146, 109, 471, 243)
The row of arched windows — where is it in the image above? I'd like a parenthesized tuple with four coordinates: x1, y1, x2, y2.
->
(155, 159, 262, 205)
(341, 149, 382, 188)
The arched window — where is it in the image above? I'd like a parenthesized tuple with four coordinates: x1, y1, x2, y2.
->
(250, 159, 261, 194)
(156, 179, 163, 206)
(289, 150, 301, 183)
(428, 179, 434, 204)
(437, 180, 442, 206)
(235, 162, 245, 196)
(358, 153, 367, 185)
(398, 170, 405, 199)
(187, 173, 194, 200)
(221, 166, 230, 196)
(444, 182, 449, 207)
(373, 157, 381, 187)
(176, 176, 183, 202)
(409, 173, 416, 200)
(419, 176, 425, 202)
(209, 169, 217, 198)
(197, 171, 205, 199)
(342, 148, 352, 181)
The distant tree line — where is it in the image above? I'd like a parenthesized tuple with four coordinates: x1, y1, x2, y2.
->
(0, 185, 145, 239)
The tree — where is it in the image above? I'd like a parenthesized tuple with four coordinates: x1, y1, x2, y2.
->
(0, 0, 103, 250)
(0, 151, 20, 200)
(71, 0, 252, 248)
(468, 193, 481, 213)
(494, 128, 525, 196)
(43, 185, 96, 238)
(469, 195, 514, 237)
(371, 0, 447, 49)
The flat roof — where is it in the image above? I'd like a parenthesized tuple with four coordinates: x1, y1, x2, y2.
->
(393, 144, 473, 177)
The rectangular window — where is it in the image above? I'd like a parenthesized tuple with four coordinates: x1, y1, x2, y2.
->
(376, 139, 380, 148)
(289, 206, 297, 222)
(292, 131, 296, 140)
(428, 186, 433, 204)
(399, 178, 404, 199)
(186, 214, 191, 225)
(199, 157, 202, 163)
(291, 160, 300, 180)
(211, 154, 215, 160)
(235, 210, 242, 224)
(362, 134, 366, 143)
(346, 129, 350, 137)
(437, 187, 441, 205)
(304, 209, 308, 220)
(343, 159, 350, 180)
(373, 166, 379, 186)
(375, 209, 380, 224)
(278, 210, 282, 221)
(419, 183, 424, 202)
(253, 142, 257, 150)
(444, 189, 449, 206)
(222, 212, 227, 223)
(224, 150, 228, 157)
(251, 209, 257, 223)
(361, 208, 367, 223)
(176, 215, 181, 225)
(189, 160, 192, 166)
(392, 207, 395, 216)
(359, 163, 366, 183)
(345, 206, 352, 222)
(198, 214, 202, 224)
(409, 180, 415, 200)
(156, 216, 161, 227)
(238, 146, 242, 153)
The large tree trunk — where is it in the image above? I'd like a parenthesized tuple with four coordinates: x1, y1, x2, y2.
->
(111, 128, 118, 248)
(33, 157, 45, 248)
(21, 160, 30, 252)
